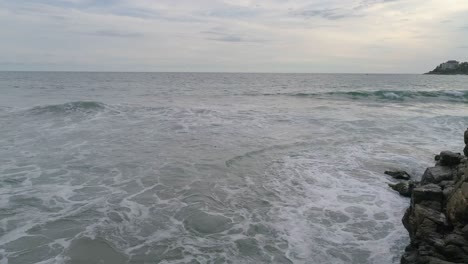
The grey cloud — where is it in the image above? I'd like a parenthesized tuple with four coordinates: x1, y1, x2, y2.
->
(90, 30, 144, 38)
(355, 0, 398, 10)
(208, 36, 244, 42)
(293, 8, 364, 20)
(295, 0, 398, 20)
(202, 5, 260, 18)
(201, 29, 264, 43)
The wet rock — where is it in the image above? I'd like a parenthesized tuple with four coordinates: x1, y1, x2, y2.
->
(439, 181, 455, 188)
(439, 244, 468, 263)
(421, 166, 455, 185)
(464, 129, 468, 145)
(461, 225, 468, 240)
(412, 184, 443, 206)
(389, 181, 416, 197)
(420, 256, 462, 264)
(413, 205, 447, 226)
(446, 182, 468, 226)
(443, 186, 456, 200)
(385, 170, 412, 180)
(444, 233, 468, 248)
(439, 151, 462, 166)
(401, 248, 418, 264)
(414, 218, 444, 246)
(464, 145, 468, 158)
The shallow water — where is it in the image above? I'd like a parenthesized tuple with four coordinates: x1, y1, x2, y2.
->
(0, 72, 467, 264)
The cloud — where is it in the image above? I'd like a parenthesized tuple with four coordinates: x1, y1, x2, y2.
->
(201, 28, 265, 43)
(87, 30, 144, 38)
(1, 0, 468, 72)
(203, 6, 261, 18)
(292, 8, 363, 20)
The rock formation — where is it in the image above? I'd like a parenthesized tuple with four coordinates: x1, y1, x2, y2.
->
(464, 130, 468, 157)
(426, 61, 468, 75)
(389, 129, 468, 264)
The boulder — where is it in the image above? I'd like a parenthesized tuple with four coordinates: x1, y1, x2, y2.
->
(439, 244, 468, 263)
(401, 249, 418, 264)
(413, 204, 447, 226)
(446, 182, 468, 225)
(412, 184, 443, 206)
(462, 225, 468, 240)
(421, 166, 455, 185)
(385, 170, 412, 180)
(464, 129, 468, 145)
(444, 233, 468, 248)
(415, 218, 444, 247)
(389, 181, 416, 197)
(420, 256, 464, 264)
(439, 151, 462, 166)
(464, 145, 468, 158)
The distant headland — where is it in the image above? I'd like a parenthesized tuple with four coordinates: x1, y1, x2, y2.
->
(426, 60, 468, 75)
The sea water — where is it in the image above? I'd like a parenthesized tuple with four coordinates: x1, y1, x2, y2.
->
(0, 72, 467, 264)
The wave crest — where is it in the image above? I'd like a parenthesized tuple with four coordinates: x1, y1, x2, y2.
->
(29, 101, 106, 114)
(258, 90, 468, 103)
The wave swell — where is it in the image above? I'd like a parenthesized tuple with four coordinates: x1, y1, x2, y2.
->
(29, 101, 106, 114)
(258, 90, 468, 103)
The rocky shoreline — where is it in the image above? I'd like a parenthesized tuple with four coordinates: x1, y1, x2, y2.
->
(388, 129, 468, 264)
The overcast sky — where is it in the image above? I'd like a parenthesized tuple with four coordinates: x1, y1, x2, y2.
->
(1, 0, 467, 73)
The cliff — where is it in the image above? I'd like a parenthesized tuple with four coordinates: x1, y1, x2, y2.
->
(426, 61, 468, 75)
(389, 129, 468, 264)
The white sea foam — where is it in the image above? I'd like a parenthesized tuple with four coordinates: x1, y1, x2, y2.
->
(443, 90, 465, 97)
(382, 92, 402, 100)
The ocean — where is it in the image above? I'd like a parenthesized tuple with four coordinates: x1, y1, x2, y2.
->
(0, 72, 467, 264)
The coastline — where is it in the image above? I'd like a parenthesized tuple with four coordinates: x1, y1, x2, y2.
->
(390, 130, 468, 264)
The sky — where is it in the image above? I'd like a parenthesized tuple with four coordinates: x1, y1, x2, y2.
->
(0, 0, 467, 73)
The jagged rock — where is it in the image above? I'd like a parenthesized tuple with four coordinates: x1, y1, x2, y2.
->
(444, 233, 468, 247)
(421, 166, 455, 185)
(439, 181, 455, 188)
(439, 151, 462, 166)
(443, 186, 455, 200)
(389, 181, 416, 197)
(412, 184, 443, 206)
(446, 182, 468, 225)
(420, 256, 463, 264)
(403, 207, 413, 234)
(401, 249, 418, 264)
(413, 204, 447, 226)
(385, 170, 412, 180)
(440, 244, 468, 263)
(462, 225, 468, 239)
(464, 129, 468, 145)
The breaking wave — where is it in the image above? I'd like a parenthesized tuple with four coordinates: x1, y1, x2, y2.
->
(257, 90, 468, 103)
(28, 101, 107, 114)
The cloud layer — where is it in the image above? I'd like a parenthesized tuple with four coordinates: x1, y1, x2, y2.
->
(1, 0, 467, 72)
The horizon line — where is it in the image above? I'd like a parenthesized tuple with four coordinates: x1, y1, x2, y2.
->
(0, 70, 425, 75)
